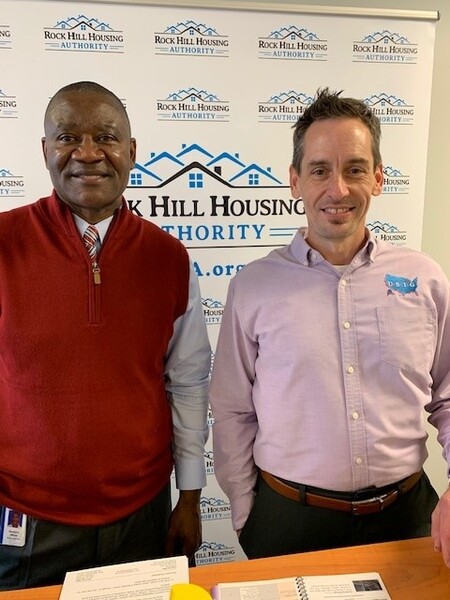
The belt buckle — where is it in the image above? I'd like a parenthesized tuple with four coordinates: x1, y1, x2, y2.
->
(351, 492, 389, 515)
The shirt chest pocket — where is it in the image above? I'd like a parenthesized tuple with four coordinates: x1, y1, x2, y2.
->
(376, 306, 436, 372)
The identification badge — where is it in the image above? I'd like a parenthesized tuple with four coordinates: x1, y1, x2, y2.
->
(0, 507, 27, 547)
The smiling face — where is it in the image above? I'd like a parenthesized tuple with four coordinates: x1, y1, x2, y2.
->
(42, 90, 136, 223)
(290, 117, 383, 264)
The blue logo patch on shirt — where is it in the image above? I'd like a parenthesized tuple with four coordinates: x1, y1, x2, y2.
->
(384, 273, 418, 296)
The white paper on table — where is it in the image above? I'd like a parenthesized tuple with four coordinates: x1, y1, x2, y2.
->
(59, 555, 189, 600)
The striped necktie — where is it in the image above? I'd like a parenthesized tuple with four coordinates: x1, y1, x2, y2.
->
(83, 224, 100, 262)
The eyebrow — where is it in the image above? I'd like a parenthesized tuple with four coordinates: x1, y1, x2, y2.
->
(306, 158, 371, 168)
(52, 119, 119, 130)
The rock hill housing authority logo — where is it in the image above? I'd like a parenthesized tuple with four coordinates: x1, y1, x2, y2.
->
(43, 14, 124, 53)
(0, 24, 12, 50)
(157, 88, 229, 122)
(258, 24, 328, 60)
(0, 89, 18, 118)
(154, 19, 229, 57)
(364, 93, 415, 125)
(205, 450, 215, 475)
(258, 90, 314, 123)
(200, 497, 231, 521)
(0, 169, 25, 197)
(195, 541, 236, 565)
(353, 29, 418, 64)
(202, 298, 225, 325)
(126, 142, 302, 248)
(382, 165, 410, 194)
(367, 221, 407, 246)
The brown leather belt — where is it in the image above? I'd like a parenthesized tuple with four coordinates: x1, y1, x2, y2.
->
(260, 469, 423, 516)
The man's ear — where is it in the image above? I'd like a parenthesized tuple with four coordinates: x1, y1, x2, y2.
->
(129, 138, 137, 169)
(289, 164, 301, 199)
(372, 163, 384, 197)
(41, 137, 49, 169)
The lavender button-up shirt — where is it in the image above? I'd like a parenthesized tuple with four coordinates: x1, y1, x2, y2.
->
(210, 229, 450, 531)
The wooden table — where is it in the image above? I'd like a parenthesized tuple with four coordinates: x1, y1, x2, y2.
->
(0, 536, 449, 599)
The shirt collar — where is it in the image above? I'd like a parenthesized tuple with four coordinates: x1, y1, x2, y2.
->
(72, 213, 115, 244)
(290, 226, 377, 267)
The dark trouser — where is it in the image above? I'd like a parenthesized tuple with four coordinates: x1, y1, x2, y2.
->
(239, 473, 438, 559)
(0, 483, 171, 590)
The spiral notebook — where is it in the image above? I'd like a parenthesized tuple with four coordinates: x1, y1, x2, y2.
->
(211, 572, 391, 600)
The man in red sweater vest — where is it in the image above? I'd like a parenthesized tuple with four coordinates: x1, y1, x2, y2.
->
(0, 81, 211, 589)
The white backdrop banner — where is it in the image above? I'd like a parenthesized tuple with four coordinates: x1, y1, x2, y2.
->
(0, 0, 437, 564)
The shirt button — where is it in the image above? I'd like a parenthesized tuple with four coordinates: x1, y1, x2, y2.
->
(352, 412, 359, 420)
(355, 457, 363, 465)
(343, 321, 351, 329)
(341, 279, 347, 286)
(347, 365, 355, 374)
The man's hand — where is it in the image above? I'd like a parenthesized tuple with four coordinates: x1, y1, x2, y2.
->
(431, 484, 450, 567)
(165, 489, 202, 561)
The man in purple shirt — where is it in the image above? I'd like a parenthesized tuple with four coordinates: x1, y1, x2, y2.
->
(209, 88, 450, 565)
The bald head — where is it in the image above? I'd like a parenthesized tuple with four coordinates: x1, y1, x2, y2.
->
(44, 81, 131, 136)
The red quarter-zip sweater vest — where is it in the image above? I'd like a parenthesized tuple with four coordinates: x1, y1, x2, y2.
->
(0, 192, 189, 525)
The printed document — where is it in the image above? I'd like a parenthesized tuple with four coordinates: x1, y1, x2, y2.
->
(211, 571, 391, 600)
(59, 555, 189, 600)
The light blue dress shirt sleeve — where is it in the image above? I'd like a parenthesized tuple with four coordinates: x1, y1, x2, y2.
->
(165, 261, 211, 490)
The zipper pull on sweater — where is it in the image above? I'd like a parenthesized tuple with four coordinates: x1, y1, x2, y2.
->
(92, 262, 101, 285)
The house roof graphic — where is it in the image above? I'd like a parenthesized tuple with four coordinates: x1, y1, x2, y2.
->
(164, 20, 220, 36)
(131, 143, 286, 188)
(54, 15, 113, 31)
